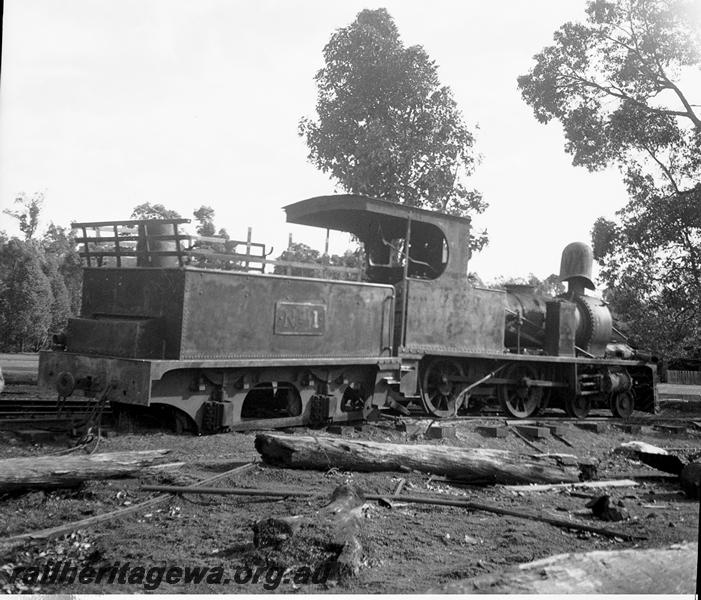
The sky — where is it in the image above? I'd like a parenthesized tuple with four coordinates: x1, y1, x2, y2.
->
(0, 0, 635, 282)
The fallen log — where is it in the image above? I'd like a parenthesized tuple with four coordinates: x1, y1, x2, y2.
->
(616, 441, 697, 494)
(254, 433, 580, 484)
(0, 449, 171, 493)
(433, 542, 697, 594)
(614, 440, 669, 457)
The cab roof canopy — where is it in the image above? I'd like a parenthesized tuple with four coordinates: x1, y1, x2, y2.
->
(284, 194, 472, 280)
(284, 194, 469, 239)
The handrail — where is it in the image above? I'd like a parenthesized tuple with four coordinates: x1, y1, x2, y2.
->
(70, 219, 362, 279)
(72, 218, 190, 228)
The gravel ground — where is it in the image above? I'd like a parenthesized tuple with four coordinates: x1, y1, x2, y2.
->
(0, 383, 699, 594)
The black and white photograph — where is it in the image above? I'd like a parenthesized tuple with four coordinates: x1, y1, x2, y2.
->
(0, 0, 699, 594)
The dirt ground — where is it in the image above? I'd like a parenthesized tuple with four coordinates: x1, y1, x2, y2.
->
(0, 383, 700, 594)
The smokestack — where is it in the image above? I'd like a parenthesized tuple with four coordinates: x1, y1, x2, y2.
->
(559, 242, 595, 296)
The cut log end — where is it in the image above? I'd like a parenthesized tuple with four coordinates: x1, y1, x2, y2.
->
(254, 434, 296, 468)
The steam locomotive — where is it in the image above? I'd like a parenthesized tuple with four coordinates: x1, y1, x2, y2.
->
(38, 195, 657, 432)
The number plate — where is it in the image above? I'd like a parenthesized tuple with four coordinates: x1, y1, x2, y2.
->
(274, 302, 326, 335)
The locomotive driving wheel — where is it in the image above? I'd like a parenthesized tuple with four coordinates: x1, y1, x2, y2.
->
(421, 358, 465, 418)
(610, 390, 634, 419)
(565, 394, 591, 419)
(498, 364, 543, 419)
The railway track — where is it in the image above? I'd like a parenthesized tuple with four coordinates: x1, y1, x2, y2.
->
(1, 396, 695, 435)
(0, 394, 111, 431)
(397, 412, 701, 424)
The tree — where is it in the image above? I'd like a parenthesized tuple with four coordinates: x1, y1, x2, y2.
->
(193, 206, 216, 237)
(189, 205, 236, 269)
(43, 257, 72, 335)
(130, 202, 182, 220)
(518, 0, 701, 356)
(274, 242, 323, 278)
(537, 273, 567, 297)
(0, 196, 84, 351)
(467, 272, 485, 287)
(43, 224, 83, 318)
(0, 239, 53, 351)
(490, 273, 565, 297)
(3, 192, 44, 239)
(274, 242, 364, 280)
(300, 8, 487, 251)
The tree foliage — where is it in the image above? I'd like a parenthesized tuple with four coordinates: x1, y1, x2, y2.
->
(518, 0, 701, 356)
(274, 242, 364, 280)
(3, 193, 44, 240)
(0, 198, 83, 351)
(130, 202, 182, 220)
(43, 224, 83, 317)
(0, 239, 53, 351)
(189, 205, 237, 269)
(193, 206, 216, 237)
(489, 273, 566, 297)
(300, 8, 487, 250)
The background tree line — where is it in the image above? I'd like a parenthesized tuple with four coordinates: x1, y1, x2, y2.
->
(0, 193, 80, 352)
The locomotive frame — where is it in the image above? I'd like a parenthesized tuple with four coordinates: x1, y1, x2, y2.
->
(38, 195, 657, 432)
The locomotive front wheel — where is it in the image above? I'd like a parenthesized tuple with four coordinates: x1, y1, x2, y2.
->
(421, 359, 465, 418)
(498, 364, 543, 419)
(565, 394, 591, 419)
(610, 390, 634, 419)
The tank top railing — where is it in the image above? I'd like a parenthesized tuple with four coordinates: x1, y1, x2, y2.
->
(72, 219, 191, 267)
(71, 219, 363, 280)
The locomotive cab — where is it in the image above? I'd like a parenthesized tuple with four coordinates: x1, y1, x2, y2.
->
(285, 195, 460, 285)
